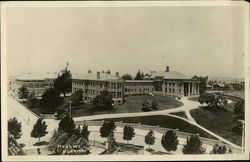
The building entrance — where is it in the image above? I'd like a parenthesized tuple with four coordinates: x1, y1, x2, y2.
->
(184, 83, 189, 96)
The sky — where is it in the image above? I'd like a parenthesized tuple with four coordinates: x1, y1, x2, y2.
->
(6, 6, 246, 79)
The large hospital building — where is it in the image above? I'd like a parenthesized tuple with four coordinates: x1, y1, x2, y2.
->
(71, 66, 200, 105)
(9, 66, 200, 104)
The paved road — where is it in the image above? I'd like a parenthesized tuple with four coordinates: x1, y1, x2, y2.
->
(7, 96, 59, 153)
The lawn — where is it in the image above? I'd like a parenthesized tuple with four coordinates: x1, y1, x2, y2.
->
(93, 115, 216, 140)
(70, 95, 183, 117)
(190, 97, 242, 146)
(28, 95, 183, 118)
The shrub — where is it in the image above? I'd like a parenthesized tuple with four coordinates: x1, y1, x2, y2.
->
(93, 90, 113, 110)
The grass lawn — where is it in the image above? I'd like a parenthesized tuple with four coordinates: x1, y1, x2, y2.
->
(190, 97, 242, 146)
(70, 95, 183, 117)
(27, 95, 183, 117)
(93, 115, 216, 140)
(29, 95, 183, 118)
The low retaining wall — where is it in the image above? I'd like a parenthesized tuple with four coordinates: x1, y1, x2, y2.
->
(75, 120, 241, 153)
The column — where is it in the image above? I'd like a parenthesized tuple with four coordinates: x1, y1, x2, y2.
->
(192, 83, 194, 95)
(197, 83, 200, 94)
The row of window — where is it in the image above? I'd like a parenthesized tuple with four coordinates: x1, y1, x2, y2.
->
(110, 83, 123, 89)
(111, 92, 122, 98)
(125, 87, 153, 92)
(165, 88, 183, 94)
(73, 87, 123, 99)
(165, 83, 182, 87)
(73, 81, 123, 90)
(125, 82, 153, 86)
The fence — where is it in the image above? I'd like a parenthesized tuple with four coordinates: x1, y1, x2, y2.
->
(89, 140, 106, 149)
(75, 120, 241, 153)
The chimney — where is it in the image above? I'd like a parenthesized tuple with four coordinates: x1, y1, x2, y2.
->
(115, 72, 119, 77)
(97, 72, 101, 80)
(166, 66, 170, 72)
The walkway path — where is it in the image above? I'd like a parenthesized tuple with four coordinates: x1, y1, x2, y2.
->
(8, 94, 241, 154)
(74, 95, 241, 149)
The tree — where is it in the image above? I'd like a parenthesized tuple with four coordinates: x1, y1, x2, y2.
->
(54, 62, 72, 97)
(48, 130, 69, 154)
(18, 85, 29, 100)
(58, 114, 76, 136)
(134, 70, 144, 80)
(80, 124, 90, 141)
(210, 144, 228, 154)
(182, 135, 206, 154)
(121, 74, 133, 80)
(8, 117, 22, 140)
(161, 130, 179, 154)
(31, 118, 48, 142)
(141, 100, 151, 112)
(215, 95, 228, 107)
(8, 132, 24, 155)
(199, 93, 215, 106)
(194, 76, 208, 94)
(123, 125, 135, 143)
(74, 125, 81, 138)
(93, 90, 113, 110)
(40, 88, 63, 109)
(106, 69, 111, 74)
(26, 92, 39, 108)
(100, 120, 116, 140)
(151, 99, 158, 110)
(70, 89, 83, 105)
(145, 130, 155, 148)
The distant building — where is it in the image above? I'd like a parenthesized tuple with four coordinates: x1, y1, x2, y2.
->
(10, 66, 200, 105)
(8, 73, 57, 98)
(212, 83, 225, 90)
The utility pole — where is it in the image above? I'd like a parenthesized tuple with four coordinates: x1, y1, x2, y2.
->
(239, 119, 245, 153)
(69, 101, 72, 118)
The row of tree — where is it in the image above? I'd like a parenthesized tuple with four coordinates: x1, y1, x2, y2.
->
(8, 116, 233, 155)
(121, 70, 151, 80)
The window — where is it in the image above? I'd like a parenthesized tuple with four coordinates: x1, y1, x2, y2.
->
(169, 88, 171, 93)
(173, 89, 175, 93)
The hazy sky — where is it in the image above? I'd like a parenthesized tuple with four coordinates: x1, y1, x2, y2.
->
(6, 6, 246, 78)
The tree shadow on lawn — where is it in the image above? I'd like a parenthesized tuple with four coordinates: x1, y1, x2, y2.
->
(33, 141, 49, 146)
(201, 106, 227, 115)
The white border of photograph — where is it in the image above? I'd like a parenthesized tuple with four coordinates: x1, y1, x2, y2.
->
(1, 1, 249, 161)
